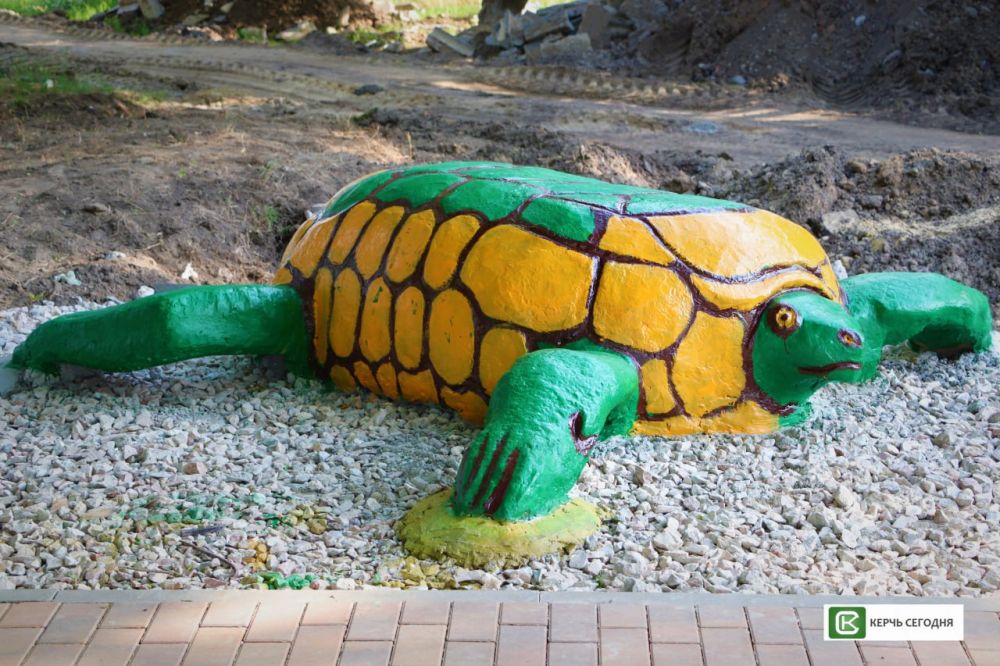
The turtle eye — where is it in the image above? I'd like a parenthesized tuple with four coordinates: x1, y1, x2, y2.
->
(768, 305, 800, 336)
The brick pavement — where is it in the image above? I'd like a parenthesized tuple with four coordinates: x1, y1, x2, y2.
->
(0, 591, 996, 666)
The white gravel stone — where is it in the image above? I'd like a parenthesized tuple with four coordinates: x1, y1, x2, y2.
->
(1, 300, 999, 595)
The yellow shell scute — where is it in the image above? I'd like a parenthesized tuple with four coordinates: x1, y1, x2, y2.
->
(359, 277, 393, 362)
(429, 289, 476, 385)
(329, 365, 357, 391)
(701, 401, 777, 434)
(398, 370, 439, 404)
(353, 361, 380, 394)
(640, 359, 675, 415)
(386, 209, 436, 283)
(593, 262, 692, 352)
(272, 267, 293, 285)
(819, 261, 844, 303)
(330, 268, 361, 358)
(647, 210, 828, 278)
(672, 312, 746, 417)
(311, 268, 333, 366)
(461, 225, 594, 333)
(328, 201, 378, 264)
(394, 286, 425, 370)
(441, 387, 488, 425)
(355, 206, 406, 279)
(632, 416, 701, 437)
(691, 268, 837, 312)
(599, 216, 675, 265)
(479, 327, 528, 394)
(423, 214, 480, 289)
(289, 216, 337, 278)
(376, 363, 400, 400)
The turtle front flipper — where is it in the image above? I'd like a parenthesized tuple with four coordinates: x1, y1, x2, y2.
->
(8, 285, 310, 378)
(843, 272, 993, 376)
(397, 346, 639, 566)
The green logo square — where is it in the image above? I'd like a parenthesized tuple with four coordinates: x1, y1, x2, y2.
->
(828, 606, 866, 639)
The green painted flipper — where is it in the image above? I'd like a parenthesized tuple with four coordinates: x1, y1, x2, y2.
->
(843, 273, 993, 378)
(9, 285, 310, 376)
(452, 346, 639, 522)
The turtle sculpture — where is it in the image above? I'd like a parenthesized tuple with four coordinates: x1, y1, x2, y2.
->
(6, 161, 992, 565)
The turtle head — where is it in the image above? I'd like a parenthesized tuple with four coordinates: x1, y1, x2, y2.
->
(751, 290, 877, 407)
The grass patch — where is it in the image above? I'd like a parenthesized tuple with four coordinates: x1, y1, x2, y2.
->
(0, 63, 111, 106)
(0, 0, 115, 20)
(407, 0, 568, 20)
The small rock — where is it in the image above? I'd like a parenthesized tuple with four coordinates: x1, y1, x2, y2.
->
(180, 263, 199, 281)
(53, 271, 82, 287)
(354, 84, 384, 96)
(83, 202, 111, 214)
(277, 20, 317, 42)
(820, 209, 860, 235)
(730, 75, 747, 86)
(568, 550, 588, 569)
(182, 461, 207, 475)
(136, 285, 155, 298)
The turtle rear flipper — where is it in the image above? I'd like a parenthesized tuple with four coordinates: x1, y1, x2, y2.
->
(9, 285, 310, 378)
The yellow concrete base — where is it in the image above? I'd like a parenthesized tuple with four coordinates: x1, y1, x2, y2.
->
(397, 489, 602, 569)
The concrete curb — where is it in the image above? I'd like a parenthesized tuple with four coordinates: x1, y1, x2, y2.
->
(1, 589, 997, 610)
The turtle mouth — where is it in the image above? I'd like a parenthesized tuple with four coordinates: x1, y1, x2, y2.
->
(798, 361, 861, 376)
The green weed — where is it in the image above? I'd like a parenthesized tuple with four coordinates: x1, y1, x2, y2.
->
(0, 0, 115, 20)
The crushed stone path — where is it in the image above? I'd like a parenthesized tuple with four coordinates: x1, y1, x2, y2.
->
(0, 590, 997, 666)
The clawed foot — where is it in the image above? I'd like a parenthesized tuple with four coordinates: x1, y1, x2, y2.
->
(452, 419, 588, 522)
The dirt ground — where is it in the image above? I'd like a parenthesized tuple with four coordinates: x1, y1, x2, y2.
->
(0, 16, 997, 322)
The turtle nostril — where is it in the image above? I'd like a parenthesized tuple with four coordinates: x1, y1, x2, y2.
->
(838, 329, 862, 348)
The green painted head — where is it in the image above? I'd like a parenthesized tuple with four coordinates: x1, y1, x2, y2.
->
(751, 290, 877, 407)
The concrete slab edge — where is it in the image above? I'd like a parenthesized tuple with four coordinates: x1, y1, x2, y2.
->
(0, 589, 992, 610)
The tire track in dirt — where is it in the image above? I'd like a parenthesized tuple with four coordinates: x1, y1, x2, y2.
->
(2, 13, 999, 168)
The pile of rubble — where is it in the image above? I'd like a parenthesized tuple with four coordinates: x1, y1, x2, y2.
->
(426, 0, 650, 65)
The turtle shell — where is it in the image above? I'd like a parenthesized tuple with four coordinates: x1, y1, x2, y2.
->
(275, 162, 843, 435)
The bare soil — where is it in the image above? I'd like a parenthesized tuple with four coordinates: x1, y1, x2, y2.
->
(0, 17, 997, 321)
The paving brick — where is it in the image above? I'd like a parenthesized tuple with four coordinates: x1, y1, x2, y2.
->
(747, 606, 801, 644)
(648, 605, 699, 643)
(23, 642, 84, 665)
(347, 600, 401, 641)
(301, 599, 353, 626)
(400, 600, 450, 626)
(201, 600, 258, 627)
(602, 627, 651, 666)
(443, 641, 495, 666)
(702, 627, 753, 666)
(182, 626, 245, 665)
(651, 643, 704, 666)
(0, 602, 59, 628)
(501, 602, 547, 626)
(755, 643, 809, 666)
(143, 602, 208, 644)
(802, 629, 863, 666)
(38, 603, 107, 643)
(600, 603, 647, 628)
(859, 646, 918, 666)
(131, 643, 189, 666)
(447, 602, 498, 642)
(234, 642, 290, 666)
(496, 624, 546, 666)
(0, 627, 43, 665)
(966, 612, 1000, 651)
(794, 607, 823, 630)
(102, 603, 157, 629)
(968, 648, 1000, 666)
(550, 603, 597, 643)
(286, 624, 346, 666)
(911, 641, 972, 666)
(549, 642, 598, 666)
(392, 624, 446, 666)
(340, 641, 393, 666)
(77, 628, 144, 666)
(243, 600, 304, 643)
(698, 605, 747, 629)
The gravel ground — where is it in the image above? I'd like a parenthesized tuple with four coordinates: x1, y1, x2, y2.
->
(2, 300, 999, 596)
